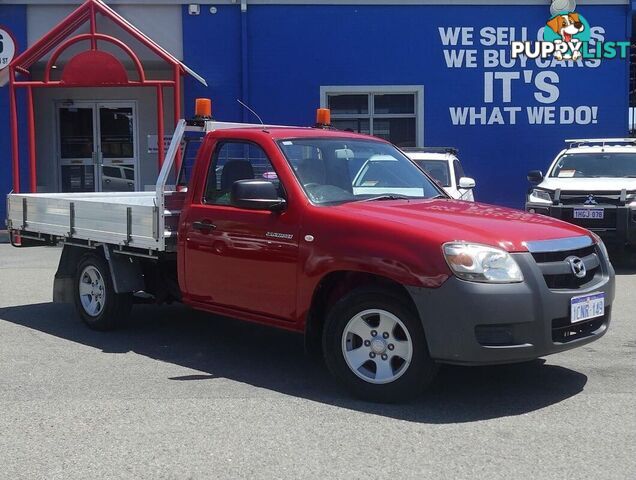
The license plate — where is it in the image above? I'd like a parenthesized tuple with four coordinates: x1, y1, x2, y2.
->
(573, 208, 604, 219)
(570, 293, 605, 324)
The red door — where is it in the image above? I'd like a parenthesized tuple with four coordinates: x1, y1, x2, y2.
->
(182, 140, 299, 322)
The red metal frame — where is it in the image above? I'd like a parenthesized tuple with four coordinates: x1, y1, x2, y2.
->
(8, 0, 189, 193)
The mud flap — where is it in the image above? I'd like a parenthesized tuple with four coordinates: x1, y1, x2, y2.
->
(102, 245, 144, 293)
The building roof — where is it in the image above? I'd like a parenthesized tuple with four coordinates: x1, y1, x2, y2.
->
(2, 0, 206, 87)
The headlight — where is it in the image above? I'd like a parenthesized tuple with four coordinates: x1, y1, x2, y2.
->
(443, 243, 524, 283)
(529, 188, 552, 204)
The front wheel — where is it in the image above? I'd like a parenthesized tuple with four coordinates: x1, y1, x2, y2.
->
(74, 253, 132, 331)
(322, 288, 437, 403)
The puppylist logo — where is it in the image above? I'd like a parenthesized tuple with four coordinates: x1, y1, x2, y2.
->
(511, 0, 629, 61)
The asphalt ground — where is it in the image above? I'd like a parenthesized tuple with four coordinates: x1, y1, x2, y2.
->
(0, 244, 634, 480)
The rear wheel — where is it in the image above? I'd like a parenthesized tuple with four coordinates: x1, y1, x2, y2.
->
(74, 253, 132, 330)
(322, 288, 437, 402)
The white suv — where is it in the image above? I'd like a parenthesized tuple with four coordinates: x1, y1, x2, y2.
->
(402, 147, 475, 201)
(526, 138, 636, 248)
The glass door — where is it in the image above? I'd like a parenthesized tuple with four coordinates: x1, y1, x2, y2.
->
(58, 105, 97, 193)
(98, 103, 137, 192)
(57, 101, 138, 193)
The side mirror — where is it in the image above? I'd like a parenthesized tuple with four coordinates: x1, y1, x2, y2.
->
(458, 177, 476, 189)
(231, 179, 286, 211)
(527, 170, 543, 184)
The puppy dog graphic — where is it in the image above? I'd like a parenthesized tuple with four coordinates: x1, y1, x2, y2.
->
(546, 12, 585, 60)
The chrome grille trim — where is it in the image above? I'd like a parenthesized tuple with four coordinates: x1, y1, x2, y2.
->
(524, 236, 593, 254)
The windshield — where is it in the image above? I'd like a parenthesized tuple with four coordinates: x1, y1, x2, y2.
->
(550, 152, 636, 178)
(411, 159, 451, 187)
(278, 138, 443, 205)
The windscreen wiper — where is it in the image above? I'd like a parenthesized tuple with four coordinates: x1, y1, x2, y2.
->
(359, 194, 412, 202)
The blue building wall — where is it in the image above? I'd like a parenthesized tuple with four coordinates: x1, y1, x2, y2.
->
(0, 5, 27, 223)
(183, 3, 630, 209)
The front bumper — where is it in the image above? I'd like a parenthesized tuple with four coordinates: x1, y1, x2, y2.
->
(526, 202, 636, 246)
(407, 249, 615, 365)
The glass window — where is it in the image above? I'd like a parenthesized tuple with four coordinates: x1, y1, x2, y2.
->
(325, 89, 420, 148)
(59, 108, 94, 159)
(453, 159, 466, 182)
(101, 165, 135, 192)
(328, 94, 368, 114)
(372, 118, 416, 146)
(331, 119, 370, 135)
(61, 164, 95, 192)
(204, 142, 279, 205)
(279, 137, 442, 205)
(413, 160, 451, 187)
(374, 94, 415, 114)
(99, 107, 134, 159)
(550, 153, 636, 178)
(123, 166, 135, 181)
(102, 166, 121, 178)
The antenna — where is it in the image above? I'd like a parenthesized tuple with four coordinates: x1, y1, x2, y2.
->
(237, 99, 266, 129)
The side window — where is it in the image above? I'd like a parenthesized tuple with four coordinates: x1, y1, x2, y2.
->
(453, 160, 466, 183)
(203, 141, 279, 205)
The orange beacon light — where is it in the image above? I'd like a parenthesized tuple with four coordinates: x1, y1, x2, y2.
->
(195, 98, 212, 118)
(315, 108, 331, 128)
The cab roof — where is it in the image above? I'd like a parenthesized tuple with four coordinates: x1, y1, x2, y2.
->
(208, 125, 387, 142)
(404, 152, 454, 161)
(564, 145, 636, 155)
(562, 138, 636, 155)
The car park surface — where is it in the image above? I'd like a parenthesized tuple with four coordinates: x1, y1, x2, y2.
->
(0, 244, 634, 479)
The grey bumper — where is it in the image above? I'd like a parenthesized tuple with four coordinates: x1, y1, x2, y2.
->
(407, 251, 615, 365)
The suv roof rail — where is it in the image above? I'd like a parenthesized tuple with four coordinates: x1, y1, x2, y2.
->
(401, 146, 459, 156)
(565, 138, 636, 148)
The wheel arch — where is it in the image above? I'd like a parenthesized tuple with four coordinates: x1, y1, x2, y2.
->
(53, 244, 145, 303)
(304, 270, 419, 357)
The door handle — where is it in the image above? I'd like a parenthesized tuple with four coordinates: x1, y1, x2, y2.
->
(192, 220, 217, 232)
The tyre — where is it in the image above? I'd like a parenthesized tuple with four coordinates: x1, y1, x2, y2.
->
(322, 288, 437, 403)
(74, 253, 132, 331)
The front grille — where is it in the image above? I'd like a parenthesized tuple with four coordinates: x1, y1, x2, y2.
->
(552, 307, 610, 343)
(531, 245, 602, 290)
(531, 245, 595, 264)
(558, 191, 629, 206)
(543, 268, 598, 290)
(560, 208, 617, 229)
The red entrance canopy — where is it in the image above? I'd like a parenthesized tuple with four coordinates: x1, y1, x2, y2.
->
(6, 0, 206, 193)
